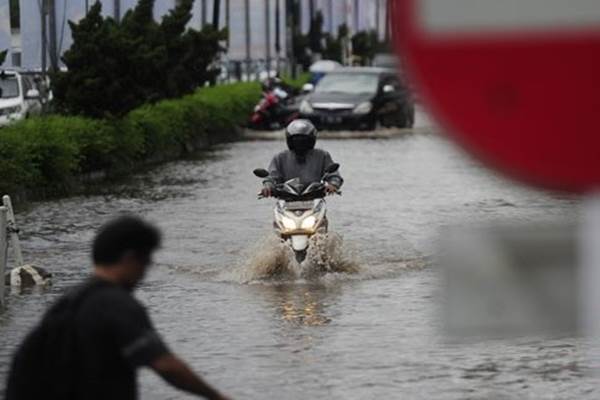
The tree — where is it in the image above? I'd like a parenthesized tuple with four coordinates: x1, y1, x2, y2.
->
(352, 30, 380, 65)
(53, 0, 226, 118)
(0, 50, 7, 66)
(160, 0, 226, 97)
(322, 24, 348, 63)
(52, 3, 132, 117)
(308, 11, 324, 54)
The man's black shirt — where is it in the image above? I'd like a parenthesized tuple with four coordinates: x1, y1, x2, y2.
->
(73, 278, 169, 399)
(6, 278, 169, 400)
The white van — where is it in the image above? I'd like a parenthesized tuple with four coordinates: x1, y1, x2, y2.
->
(0, 70, 45, 127)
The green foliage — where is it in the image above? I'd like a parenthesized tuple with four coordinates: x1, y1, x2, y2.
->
(53, 0, 226, 118)
(352, 30, 380, 65)
(281, 73, 310, 92)
(0, 50, 7, 66)
(308, 11, 324, 54)
(0, 83, 261, 197)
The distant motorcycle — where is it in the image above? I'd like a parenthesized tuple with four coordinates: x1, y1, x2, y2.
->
(253, 163, 341, 264)
(249, 87, 299, 130)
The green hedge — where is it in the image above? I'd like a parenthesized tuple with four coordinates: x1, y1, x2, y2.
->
(0, 82, 261, 197)
(281, 73, 311, 92)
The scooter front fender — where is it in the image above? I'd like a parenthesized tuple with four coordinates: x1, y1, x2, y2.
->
(290, 235, 309, 251)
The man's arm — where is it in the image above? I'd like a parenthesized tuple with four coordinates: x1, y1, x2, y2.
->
(151, 353, 231, 400)
(262, 154, 284, 197)
(265, 154, 283, 185)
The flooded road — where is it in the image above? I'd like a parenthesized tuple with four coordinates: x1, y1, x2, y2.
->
(0, 123, 594, 399)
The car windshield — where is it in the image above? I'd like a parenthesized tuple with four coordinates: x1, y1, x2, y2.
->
(315, 73, 379, 95)
(0, 77, 19, 99)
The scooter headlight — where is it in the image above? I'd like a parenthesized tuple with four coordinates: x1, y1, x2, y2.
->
(301, 215, 317, 230)
(280, 216, 297, 230)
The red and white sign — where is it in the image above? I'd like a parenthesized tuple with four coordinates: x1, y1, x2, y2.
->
(392, 0, 600, 192)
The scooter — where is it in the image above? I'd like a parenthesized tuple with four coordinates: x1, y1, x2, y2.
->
(253, 164, 341, 263)
(249, 87, 299, 130)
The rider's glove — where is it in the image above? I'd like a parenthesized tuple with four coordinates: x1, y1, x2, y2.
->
(261, 182, 274, 198)
(324, 182, 338, 195)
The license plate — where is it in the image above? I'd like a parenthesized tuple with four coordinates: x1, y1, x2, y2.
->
(285, 201, 314, 210)
(324, 116, 342, 124)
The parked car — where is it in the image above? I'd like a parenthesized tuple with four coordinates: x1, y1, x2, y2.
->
(298, 67, 414, 130)
(0, 70, 45, 127)
(372, 53, 399, 69)
(308, 59, 342, 86)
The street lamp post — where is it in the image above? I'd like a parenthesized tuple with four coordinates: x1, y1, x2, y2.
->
(244, 0, 251, 81)
(48, 0, 58, 72)
(225, 0, 230, 47)
(40, 0, 47, 76)
(213, 0, 220, 29)
(114, 0, 121, 22)
(376, 0, 380, 40)
(275, 0, 281, 74)
(265, 0, 271, 75)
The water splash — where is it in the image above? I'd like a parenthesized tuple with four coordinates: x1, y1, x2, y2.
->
(226, 232, 361, 283)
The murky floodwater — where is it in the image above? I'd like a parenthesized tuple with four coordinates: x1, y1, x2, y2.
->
(0, 125, 595, 399)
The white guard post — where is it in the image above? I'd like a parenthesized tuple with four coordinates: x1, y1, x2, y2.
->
(3, 195, 24, 267)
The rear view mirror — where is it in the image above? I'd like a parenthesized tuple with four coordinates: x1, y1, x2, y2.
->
(301, 83, 315, 93)
(325, 163, 340, 174)
(253, 168, 270, 178)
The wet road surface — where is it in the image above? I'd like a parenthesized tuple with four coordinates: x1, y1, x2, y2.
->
(0, 119, 594, 399)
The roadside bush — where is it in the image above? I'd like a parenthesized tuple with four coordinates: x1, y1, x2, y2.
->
(0, 82, 261, 198)
(281, 73, 311, 92)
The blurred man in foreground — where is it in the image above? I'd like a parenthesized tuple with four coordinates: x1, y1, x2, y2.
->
(6, 216, 231, 400)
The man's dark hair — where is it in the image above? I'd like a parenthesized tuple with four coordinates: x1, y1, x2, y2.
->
(92, 216, 161, 266)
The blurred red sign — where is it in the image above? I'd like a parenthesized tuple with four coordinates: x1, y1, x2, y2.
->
(392, 0, 600, 192)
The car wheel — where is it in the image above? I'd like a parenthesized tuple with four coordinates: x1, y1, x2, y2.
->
(393, 112, 407, 128)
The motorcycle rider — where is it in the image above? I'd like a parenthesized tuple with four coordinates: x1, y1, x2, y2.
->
(261, 119, 343, 198)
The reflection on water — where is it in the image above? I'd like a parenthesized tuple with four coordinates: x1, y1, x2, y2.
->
(272, 284, 333, 327)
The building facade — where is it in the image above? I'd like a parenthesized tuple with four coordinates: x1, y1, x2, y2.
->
(1, 0, 388, 71)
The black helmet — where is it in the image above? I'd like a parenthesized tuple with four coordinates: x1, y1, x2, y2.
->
(285, 119, 317, 156)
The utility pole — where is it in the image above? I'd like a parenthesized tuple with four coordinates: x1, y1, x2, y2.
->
(201, 0, 207, 27)
(225, 0, 230, 47)
(354, 0, 359, 33)
(309, 0, 315, 20)
(376, 0, 380, 40)
(48, 0, 58, 72)
(328, 0, 333, 34)
(244, 0, 251, 81)
(85, 0, 89, 14)
(275, 0, 281, 73)
(286, 0, 297, 78)
(265, 0, 271, 74)
(385, 0, 390, 43)
(114, 0, 121, 22)
(212, 0, 221, 29)
(40, 0, 47, 76)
